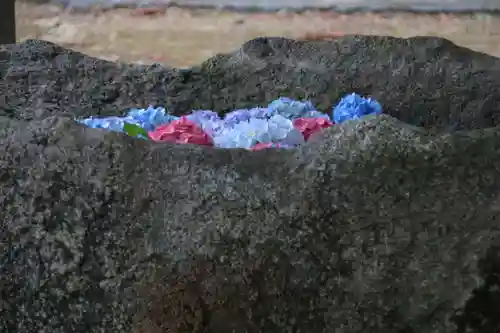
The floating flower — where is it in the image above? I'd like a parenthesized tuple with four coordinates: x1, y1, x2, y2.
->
(148, 117, 213, 146)
(223, 109, 253, 126)
(332, 93, 382, 124)
(266, 97, 318, 120)
(213, 118, 268, 149)
(212, 115, 304, 149)
(186, 110, 220, 124)
(186, 110, 225, 138)
(247, 107, 269, 119)
(127, 106, 179, 131)
(293, 117, 334, 141)
(223, 107, 270, 127)
(77, 116, 139, 133)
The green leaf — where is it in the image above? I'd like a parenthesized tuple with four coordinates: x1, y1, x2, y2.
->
(123, 122, 149, 139)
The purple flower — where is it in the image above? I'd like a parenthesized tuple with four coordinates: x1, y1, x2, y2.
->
(186, 110, 220, 124)
(247, 107, 270, 119)
(223, 109, 252, 126)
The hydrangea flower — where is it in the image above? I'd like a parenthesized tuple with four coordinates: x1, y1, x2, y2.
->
(148, 117, 213, 145)
(333, 93, 382, 124)
(223, 109, 253, 126)
(127, 106, 179, 131)
(293, 117, 334, 141)
(186, 110, 220, 124)
(212, 114, 304, 149)
(186, 110, 225, 138)
(78, 106, 180, 134)
(223, 107, 270, 126)
(213, 118, 267, 149)
(266, 97, 319, 120)
(247, 107, 269, 119)
(267, 114, 305, 146)
(77, 116, 140, 133)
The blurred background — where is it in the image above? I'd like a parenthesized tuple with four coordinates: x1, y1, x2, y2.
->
(13, 0, 500, 67)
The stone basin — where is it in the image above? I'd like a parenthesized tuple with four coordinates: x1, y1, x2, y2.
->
(1, 36, 500, 333)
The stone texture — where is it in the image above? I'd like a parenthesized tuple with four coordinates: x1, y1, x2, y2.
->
(2, 36, 500, 333)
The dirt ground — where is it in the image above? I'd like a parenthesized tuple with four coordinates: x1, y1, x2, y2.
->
(16, 2, 500, 67)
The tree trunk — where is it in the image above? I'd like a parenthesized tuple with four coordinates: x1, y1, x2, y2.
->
(0, 0, 16, 44)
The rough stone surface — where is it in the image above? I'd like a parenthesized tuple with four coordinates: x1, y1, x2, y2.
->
(2, 36, 500, 333)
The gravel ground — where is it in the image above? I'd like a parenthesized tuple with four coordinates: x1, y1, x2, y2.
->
(16, 2, 500, 67)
